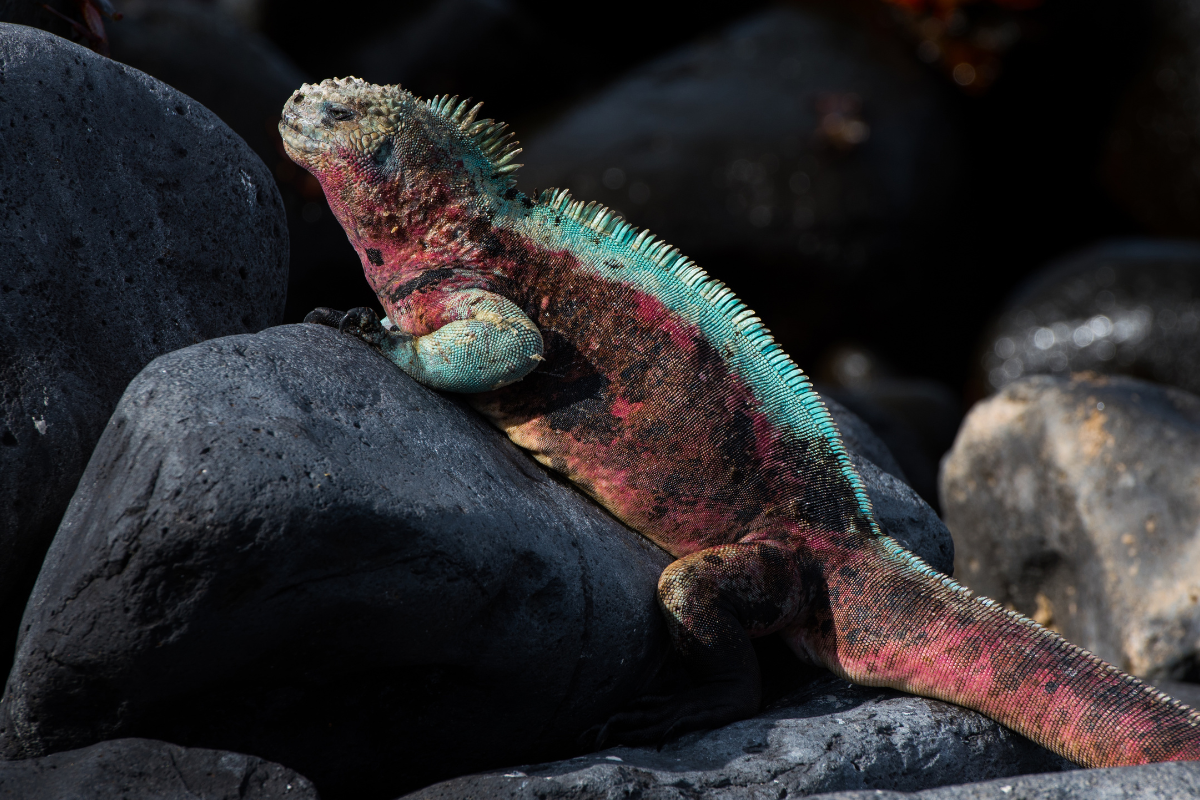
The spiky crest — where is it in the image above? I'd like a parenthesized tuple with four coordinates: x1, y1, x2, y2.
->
(426, 94, 523, 184)
(532, 185, 879, 530)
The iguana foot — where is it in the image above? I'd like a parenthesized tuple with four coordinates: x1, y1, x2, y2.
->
(303, 307, 346, 327)
(304, 306, 388, 347)
(589, 678, 759, 750)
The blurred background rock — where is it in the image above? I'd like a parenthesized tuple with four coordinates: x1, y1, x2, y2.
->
(942, 374, 1200, 687)
(977, 239, 1200, 398)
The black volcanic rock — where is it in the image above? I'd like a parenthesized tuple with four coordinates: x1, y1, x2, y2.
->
(0, 23, 287, 668)
(403, 675, 1069, 800)
(0, 323, 953, 798)
(0, 324, 671, 799)
(520, 6, 958, 269)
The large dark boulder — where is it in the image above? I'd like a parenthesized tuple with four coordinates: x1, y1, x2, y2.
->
(0, 24, 287, 666)
(0, 738, 317, 799)
(0, 323, 951, 799)
(942, 373, 1200, 683)
(519, 6, 958, 268)
(0, 324, 672, 799)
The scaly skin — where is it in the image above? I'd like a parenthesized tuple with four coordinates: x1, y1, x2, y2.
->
(279, 77, 1200, 766)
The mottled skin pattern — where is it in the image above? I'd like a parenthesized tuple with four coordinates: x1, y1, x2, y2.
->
(280, 78, 1200, 766)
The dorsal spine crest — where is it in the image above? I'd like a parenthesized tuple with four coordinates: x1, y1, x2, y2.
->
(530, 186, 880, 530)
(425, 94, 523, 183)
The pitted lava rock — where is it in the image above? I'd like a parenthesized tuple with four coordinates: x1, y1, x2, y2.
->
(0, 23, 287, 671)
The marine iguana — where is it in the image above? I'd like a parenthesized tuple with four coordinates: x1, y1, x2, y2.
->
(278, 76, 1200, 767)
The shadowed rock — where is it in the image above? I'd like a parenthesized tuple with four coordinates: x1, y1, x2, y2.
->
(0, 324, 671, 799)
(518, 5, 960, 370)
(0, 738, 317, 799)
(401, 674, 1070, 800)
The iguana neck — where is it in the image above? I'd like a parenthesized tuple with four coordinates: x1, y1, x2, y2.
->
(318, 163, 514, 295)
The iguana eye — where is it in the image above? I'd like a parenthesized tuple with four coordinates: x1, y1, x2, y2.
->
(327, 104, 355, 122)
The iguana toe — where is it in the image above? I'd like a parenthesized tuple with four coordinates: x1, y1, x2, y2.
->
(303, 307, 346, 327)
(336, 306, 387, 347)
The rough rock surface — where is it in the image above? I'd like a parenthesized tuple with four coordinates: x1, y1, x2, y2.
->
(0, 24, 287, 665)
(0, 324, 671, 799)
(806, 761, 1200, 799)
(941, 373, 1200, 682)
(402, 674, 1071, 800)
(977, 239, 1200, 397)
(0, 737, 317, 799)
(0, 323, 951, 799)
(518, 5, 958, 366)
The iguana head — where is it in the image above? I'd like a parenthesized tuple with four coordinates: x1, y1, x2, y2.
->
(279, 77, 523, 285)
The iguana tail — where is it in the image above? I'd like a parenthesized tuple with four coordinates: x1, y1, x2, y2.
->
(783, 535, 1200, 768)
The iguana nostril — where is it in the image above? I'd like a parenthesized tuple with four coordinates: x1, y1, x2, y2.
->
(294, 93, 304, 104)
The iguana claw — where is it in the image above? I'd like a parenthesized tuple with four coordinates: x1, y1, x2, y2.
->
(304, 306, 387, 347)
(337, 306, 383, 338)
(303, 307, 346, 327)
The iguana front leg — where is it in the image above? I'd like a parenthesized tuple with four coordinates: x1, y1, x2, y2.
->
(306, 288, 544, 393)
(596, 539, 807, 747)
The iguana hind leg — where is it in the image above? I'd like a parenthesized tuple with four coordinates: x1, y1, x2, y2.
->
(596, 539, 808, 748)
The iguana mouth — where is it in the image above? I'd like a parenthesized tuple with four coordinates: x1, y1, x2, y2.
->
(277, 110, 322, 157)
